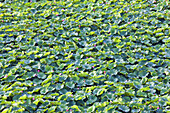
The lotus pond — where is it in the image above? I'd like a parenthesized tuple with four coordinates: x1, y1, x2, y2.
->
(0, 0, 170, 113)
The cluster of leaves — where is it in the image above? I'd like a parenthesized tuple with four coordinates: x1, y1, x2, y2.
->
(0, 0, 170, 112)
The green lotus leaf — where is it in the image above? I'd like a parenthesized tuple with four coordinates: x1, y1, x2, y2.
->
(87, 105, 95, 113)
(45, 65, 53, 73)
(85, 79, 94, 85)
(108, 63, 116, 69)
(32, 86, 41, 92)
(131, 109, 140, 113)
(37, 72, 46, 79)
(59, 74, 67, 82)
(104, 105, 115, 112)
(77, 79, 86, 87)
(160, 88, 169, 95)
(13, 95, 21, 101)
(97, 88, 105, 96)
(118, 105, 130, 112)
(96, 45, 103, 51)
(48, 106, 57, 113)
(138, 70, 149, 77)
(141, 77, 148, 84)
(24, 66, 32, 71)
(78, 71, 89, 77)
(128, 57, 136, 64)
(106, 93, 115, 100)
(55, 83, 64, 90)
(133, 81, 142, 89)
(6, 75, 15, 82)
(86, 95, 97, 105)
(126, 88, 135, 96)
(71, 105, 81, 112)
(40, 87, 48, 94)
(72, 76, 80, 83)
(66, 82, 75, 89)
(74, 95, 86, 101)
(58, 63, 66, 70)
(137, 90, 147, 97)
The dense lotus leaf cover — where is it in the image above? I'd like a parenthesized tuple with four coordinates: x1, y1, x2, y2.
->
(0, 0, 170, 112)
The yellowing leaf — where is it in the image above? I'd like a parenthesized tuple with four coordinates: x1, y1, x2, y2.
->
(87, 11, 91, 14)
(19, 94, 27, 99)
(57, 95, 64, 101)
(2, 109, 8, 113)
(44, 83, 51, 87)
(65, 55, 73, 59)
(118, 98, 122, 101)
(71, 105, 81, 112)
(140, 87, 150, 91)
(97, 88, 105, 96)
(44, 52, 50, 56)
(138, 98, 144, 102)
(33, 99, 39, 105)
(68, 3, 72, 7)
(17, 108, 25, 112)
(66, 63, 74, 69)
(2, 96, 7, 99)
(66, 92, 72, 95)
(27, 51, 33, 56)
(50, 55, 55, 59)
(79, 71, 88, 77)
(51, 93, 59, 96)
(0, 3, 3, 7)
(3, 86, 12, 91)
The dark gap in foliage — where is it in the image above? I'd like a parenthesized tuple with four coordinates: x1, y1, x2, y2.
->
(155, 89, 160, 95)
(92, 82, 99, 86)
(96, 95, 101, 102)
(3, 35, 8, 39)
(76, 42, 85, 48)
(99, 81, 105, 86)
(124, 84, 130, 88)
(121, 13, 125, 17)
(0, 0, 5, 2)
(34, 42, 39, 47)
(163, 78, 168, 84)
(76, 100, 85, 106)
(6, 96, 13, 101)
(153, 40, 164, 45)
(45, 15, 52, 20)
(60, 65, 67, 71)
(110, 20, 114, 24)
(115, 107, 120, 112)
(125, 33, 130, 37)
(118, 20, 126, 26)
(146, 73, 152, 79)
(71, 89, 76, 95)
(35, 102, 42, 111)
(2, 50, 7, 53)
(91, 47, 98, 52)
(0, 107, 7, 112)
(117, 72, 129, 79)
(105, 57, 113, 61)
(1, 81, 5, 85)
(150, 8, 157, 11)
(83, 97, 88, 102)
(27, 76, 37, 81)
